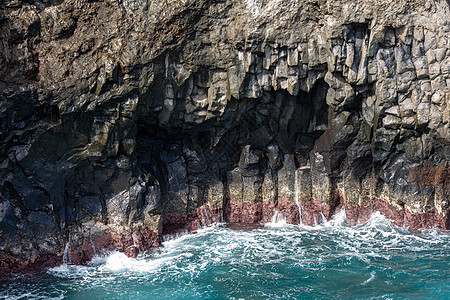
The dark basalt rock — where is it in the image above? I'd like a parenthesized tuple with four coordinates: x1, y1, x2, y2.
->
(1, 0, 449, 276)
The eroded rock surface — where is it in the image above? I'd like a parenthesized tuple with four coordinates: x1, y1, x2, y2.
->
(1, 0, 449, 275)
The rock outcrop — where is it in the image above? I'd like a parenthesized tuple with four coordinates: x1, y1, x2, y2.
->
(1, 0, 449, 275)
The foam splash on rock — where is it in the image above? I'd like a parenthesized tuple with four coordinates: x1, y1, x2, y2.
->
(266, 210, 288, 227)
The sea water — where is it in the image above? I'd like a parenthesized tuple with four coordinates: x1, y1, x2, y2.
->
(1, 210, 449, 299)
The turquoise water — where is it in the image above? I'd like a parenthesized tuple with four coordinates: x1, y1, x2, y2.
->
(1, 211, 449, 299)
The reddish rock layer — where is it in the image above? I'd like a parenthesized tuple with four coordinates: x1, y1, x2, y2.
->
(0, 228, 160, 278)
(2, 197, 448, 278)
(225, 195, 344, 226)
(162, 206, 223, 236)
(345, 198, 449, 230)
(224, 196, 448, 230)
(0, 251, 61, 277)
(69, 228, 160, 264)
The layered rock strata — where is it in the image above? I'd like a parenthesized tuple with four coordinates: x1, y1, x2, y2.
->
(1, 0, 449, 275)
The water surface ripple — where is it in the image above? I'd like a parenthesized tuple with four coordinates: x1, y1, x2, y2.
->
(1, 211, 449, 299)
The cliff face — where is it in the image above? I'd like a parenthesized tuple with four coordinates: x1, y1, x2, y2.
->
(1, 0, 449, 274)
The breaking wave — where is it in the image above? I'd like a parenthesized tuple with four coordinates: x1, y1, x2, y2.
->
(1, 210, 449, 299)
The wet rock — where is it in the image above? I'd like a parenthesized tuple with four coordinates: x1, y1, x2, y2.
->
(266, 144, 283, 170)
(277, 154, 296, 202)
(239, 145, 262, 177)
(166, 157, 189, 214)
(1, 0, 450, 276)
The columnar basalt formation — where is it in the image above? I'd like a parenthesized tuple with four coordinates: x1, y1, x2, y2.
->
(1, 0, 449, 275)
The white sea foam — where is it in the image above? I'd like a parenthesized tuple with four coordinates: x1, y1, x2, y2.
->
(47, 263, 91, 278)
(1, 212, 446, 300)
(265, 210, 287, 227)
(101, 252, 129, 272)
(62, 242, 70, 264)
(361, 271, 376, 285)
(330, 208, 348, 225)
(294, 169, 303, 225)
(43, 211, 449, 286)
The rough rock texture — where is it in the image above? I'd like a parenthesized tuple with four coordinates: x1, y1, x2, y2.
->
(1, 0, 449, 275)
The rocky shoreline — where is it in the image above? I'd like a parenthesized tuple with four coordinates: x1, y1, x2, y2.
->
(1, 198, 448, 277)
(1, 0, 449, 276)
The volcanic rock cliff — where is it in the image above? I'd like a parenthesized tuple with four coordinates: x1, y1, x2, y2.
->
(1, 0, 449, 274)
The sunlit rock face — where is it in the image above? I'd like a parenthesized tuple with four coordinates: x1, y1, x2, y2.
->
(0, 0, 449, 274)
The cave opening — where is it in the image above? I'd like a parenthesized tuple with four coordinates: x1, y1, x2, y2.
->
(134, 69, 330, 232)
